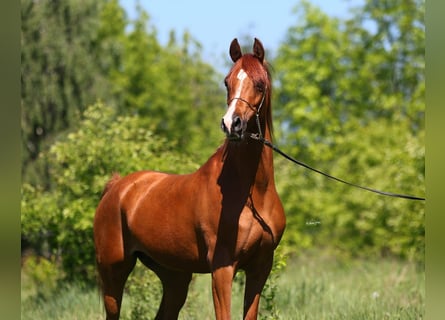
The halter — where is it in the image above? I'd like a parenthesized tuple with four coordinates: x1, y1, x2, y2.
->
(228, 88, 267, 138)
(227, 88, 266, 112)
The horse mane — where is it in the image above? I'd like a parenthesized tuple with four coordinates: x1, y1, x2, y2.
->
(239, 54, 274, 138)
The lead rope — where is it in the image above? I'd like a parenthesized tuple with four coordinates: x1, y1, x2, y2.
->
(249, 105, 425, 201)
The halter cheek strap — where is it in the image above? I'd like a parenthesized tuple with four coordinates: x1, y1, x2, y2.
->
(227, 97, 255, 111)
(227, 86, 267, 114)
(227, 88, 267, 138)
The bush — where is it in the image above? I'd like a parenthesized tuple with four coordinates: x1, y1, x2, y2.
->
(21, 256, 64, 301)
(123, 263, 163, 320)
(260, 245, 288, 320)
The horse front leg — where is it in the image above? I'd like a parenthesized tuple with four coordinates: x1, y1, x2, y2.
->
(243, 254, 273, 320)
(211, 265, 235, 320)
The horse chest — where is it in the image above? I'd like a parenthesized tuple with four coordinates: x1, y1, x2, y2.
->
(237, 210, 265, 249)
(225, 203, 277, 255)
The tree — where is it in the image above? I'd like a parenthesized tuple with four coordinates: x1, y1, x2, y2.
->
(112, 5, 225, 161)
(21, 0, 226, 185)
(21, 0, 124, 185)
(273, 0, 424, 261)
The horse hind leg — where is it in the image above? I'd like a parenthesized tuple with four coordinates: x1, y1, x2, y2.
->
(155, 269, 192, 320)
(137, 253, 192, 320)
(97, 255, 137, 320)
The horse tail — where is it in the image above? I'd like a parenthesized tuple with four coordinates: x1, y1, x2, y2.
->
(100, 173, 121, 199)
(96, 172, 123, 307)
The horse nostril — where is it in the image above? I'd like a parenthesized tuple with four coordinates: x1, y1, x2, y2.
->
(232, 116, 242, 132)
(221, 116, 243, 139)
(221, 118, 228, 133)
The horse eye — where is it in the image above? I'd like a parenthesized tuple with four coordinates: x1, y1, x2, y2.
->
(255, 82, 265, 92)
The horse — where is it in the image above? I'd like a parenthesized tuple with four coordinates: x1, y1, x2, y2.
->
(93, 38, 286, 320)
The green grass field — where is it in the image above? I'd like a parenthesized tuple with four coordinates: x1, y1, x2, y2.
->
(21, 253, 424, 319)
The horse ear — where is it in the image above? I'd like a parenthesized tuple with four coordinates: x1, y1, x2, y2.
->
(229, 38, 242, 62)
(253, 38, 265, 63)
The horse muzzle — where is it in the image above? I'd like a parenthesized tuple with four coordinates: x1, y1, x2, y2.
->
(221, 115, 246, 141)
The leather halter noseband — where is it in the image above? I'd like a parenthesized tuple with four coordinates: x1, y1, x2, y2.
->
(227, 88, 266, 115)
(228, 89, 267, 139)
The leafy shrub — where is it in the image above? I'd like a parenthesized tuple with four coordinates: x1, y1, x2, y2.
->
(123, 263, 163, 320)
(260, 246, 288, 320)
(21, 256, 64, 300)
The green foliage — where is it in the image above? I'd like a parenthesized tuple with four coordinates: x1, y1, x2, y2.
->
(259, 246, 288, 320)
(273, 0, 424, 262)
(123, 263, 163, 320)
(21, 102, 198, 282)
(21, 256, 64, 301)
(112, 6, 225, 159)
(21, 0, 117, 183)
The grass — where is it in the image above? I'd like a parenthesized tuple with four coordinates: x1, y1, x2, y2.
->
(20, 282, 102, 320)
(21, 253, 424, 319)
(272, 253, 424, 319)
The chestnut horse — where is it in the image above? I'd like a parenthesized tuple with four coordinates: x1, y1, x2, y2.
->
(94, 38, 285, 320)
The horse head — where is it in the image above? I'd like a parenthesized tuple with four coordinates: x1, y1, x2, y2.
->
(221, 38, 271, 141)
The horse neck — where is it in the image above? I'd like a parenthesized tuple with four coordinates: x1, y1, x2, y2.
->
(220, 118, 274, 192)
(254, 119, 275, 190)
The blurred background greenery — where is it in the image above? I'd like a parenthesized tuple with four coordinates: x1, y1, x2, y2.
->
(20, 0, 424, 318)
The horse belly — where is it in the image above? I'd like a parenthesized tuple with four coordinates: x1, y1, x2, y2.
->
(136, 235, 208, 272)
(135, 221, 208, 272)
(124, 180, 209, 272)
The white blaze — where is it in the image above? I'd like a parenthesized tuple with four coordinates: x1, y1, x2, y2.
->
(223, 69, 247, 133)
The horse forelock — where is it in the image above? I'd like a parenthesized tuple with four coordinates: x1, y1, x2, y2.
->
(240, 54, 270, 87)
